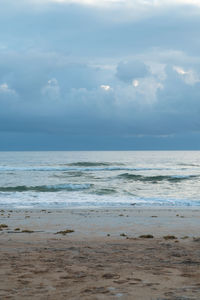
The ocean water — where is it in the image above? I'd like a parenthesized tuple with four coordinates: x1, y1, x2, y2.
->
(0, 151, 200, 209)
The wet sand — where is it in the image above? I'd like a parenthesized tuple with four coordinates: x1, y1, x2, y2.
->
(0, 207, 200, 299)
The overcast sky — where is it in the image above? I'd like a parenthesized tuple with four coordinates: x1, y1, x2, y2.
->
(1, 0, 200, 150)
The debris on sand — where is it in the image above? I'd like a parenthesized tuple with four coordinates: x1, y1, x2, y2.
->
(0, 224, 8, 229)
(181, 236, 189, 239)
(163, 235, 177, 240)
(21, 229, 34, 233)
(120, 233, 127, 237)
(55, 229, 74, 235)
(139, 234, 154, 239)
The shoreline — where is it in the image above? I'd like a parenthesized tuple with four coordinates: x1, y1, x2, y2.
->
(1, 206, 199, 238)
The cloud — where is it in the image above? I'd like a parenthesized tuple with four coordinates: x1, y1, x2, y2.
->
(47, 0, 125, 5)
(0, 83, 17, 102)
(100, 84, 111, 91)
(173, 66, 200, 85)
(27, 0, 200, 8)
(0, 83, 15, 94)
(42, 78, 61, 100)
(1, 0, 200, 149)
(116, 60, 149, 83)
(132, 80, 139, 87)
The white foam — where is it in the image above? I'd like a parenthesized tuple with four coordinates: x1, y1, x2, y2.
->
(0, 191, 199, 208)
(45, 183, 91, 190)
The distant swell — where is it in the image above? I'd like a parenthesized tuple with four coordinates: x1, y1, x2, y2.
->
(67, 162, 114, 167)
(178, 163, 200, 167)
(118, 173, 198, 182)
(0, 166, 171, 172)
(0, 184, 92, 192)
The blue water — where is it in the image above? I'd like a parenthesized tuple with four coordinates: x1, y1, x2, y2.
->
(0, 151, 200, 208)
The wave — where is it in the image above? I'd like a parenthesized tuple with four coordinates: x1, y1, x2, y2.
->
(67, 162, 114, 167)
(0, 183, 92, 193)
(0, 166, 172, 172)
(117, 173, 198, 182)
(90, 188, 117, 195)
(53, 171, 84, 178)
(0, 194, 199, 208)
(177, 163, 200, 167)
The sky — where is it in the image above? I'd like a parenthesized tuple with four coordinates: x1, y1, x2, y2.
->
(1, 0, 200, 150)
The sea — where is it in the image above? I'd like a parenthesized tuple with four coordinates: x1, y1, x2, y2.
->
(0, 151, 200, 209)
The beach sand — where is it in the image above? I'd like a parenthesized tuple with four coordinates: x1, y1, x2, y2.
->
(0, 207, 200, 299)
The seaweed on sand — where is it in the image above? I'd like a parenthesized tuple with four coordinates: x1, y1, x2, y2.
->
(163, 235, 177, 240)
(139, 234, 154, 239)
(55, 229, 74, 235)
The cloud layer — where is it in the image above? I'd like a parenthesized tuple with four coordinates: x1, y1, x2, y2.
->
(1, 0, 200, 149)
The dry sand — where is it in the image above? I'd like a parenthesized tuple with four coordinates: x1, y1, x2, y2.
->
(0, 207, 200, 299)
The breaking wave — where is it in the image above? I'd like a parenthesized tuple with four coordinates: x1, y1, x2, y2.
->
(0, 183, 92, 193)
(117, 173, 198, 182)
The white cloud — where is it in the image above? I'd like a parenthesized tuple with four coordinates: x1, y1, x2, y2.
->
(0, 83, 16, 95)
(132, 79, 139, 87)
(42, 78, 60, 100)
(47, 78, 59, 86)
(40, 0, 200, 7)
(173, 66, 187, 75)
(172, 0, 200, 6)
(134, 77, 163, 104)
(32, 0, 125, 6)
(100, 84, 111, 91)
(173, 66, 200, 85)
(0, 83, 9, 91)
(140, 0, 200, 7)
